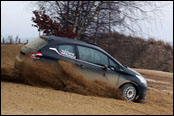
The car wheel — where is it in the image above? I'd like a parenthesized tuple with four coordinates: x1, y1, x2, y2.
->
(121, 84, 137, 101)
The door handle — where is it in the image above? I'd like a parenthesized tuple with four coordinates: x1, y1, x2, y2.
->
(80, 64, 85, 68)
(76, 64, 85, 68)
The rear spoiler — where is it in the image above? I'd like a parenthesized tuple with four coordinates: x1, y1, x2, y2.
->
(40, 35, 74, 42)
(40, 36, 54, 41)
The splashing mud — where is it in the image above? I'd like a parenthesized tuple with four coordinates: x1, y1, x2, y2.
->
(1, 59, 122, 99)
(1, 66, 23, 83)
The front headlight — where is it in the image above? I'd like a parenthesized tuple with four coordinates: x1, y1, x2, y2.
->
(136, 75, 147, 86)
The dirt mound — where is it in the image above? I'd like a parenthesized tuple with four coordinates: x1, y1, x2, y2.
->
(1, 59, 122, 99)
(84, 33, 173, 72)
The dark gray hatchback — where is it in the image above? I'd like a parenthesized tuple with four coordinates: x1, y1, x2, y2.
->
(15, 36, 147, 102)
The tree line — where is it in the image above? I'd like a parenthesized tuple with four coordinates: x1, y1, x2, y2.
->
(1, 35, 28, 44)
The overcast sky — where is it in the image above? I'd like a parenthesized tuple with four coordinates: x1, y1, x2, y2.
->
(1, 1, 173, 42)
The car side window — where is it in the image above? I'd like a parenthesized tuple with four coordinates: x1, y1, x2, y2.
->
(57, 45, 76, 58)
(77, 46, 108, 66)
(109, 59, 119, 70)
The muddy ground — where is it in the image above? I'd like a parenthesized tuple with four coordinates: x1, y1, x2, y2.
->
(1, 44, 173, 115)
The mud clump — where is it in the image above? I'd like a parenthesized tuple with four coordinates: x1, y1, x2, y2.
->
(1, 59, 122, 99)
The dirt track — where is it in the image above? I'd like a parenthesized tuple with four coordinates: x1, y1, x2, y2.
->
(1, 44, 173, 115)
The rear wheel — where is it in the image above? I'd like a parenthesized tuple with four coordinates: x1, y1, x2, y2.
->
(121, 84, 137, 101)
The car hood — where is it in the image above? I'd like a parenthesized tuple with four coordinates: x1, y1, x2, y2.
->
(123, 67, 141, 77)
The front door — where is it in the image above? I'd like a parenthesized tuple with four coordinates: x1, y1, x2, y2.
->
(74, 45, 120, 87)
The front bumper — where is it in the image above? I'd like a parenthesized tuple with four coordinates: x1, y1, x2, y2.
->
(137, 85, 147, 101)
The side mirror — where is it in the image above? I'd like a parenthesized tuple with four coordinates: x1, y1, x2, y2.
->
(109, 66, 122, 72)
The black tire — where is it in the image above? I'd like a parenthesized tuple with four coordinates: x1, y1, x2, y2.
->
(121, 84, 137, 101)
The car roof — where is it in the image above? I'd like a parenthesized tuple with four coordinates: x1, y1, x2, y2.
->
(42, 35, 106, 52)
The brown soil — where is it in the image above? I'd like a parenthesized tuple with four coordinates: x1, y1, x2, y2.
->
(1, 44, 173, 115)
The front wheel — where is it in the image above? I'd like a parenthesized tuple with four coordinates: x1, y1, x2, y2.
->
(121, 84, 137, 101)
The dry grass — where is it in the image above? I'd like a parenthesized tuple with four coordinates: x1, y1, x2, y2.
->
(147, 38, 172, 51)
(90, 33, 173, 72)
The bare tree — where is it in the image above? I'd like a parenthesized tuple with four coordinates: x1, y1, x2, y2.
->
(18, 38, 21, 44)
(7, 35, 14, 44)
(33, 1, 168, 42)
(15, 35, 19, 44)
(2, 37, 5, 43)
(34, 1, 104, 39)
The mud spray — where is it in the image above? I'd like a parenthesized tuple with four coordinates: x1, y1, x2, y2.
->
(1, 59, 122, 99)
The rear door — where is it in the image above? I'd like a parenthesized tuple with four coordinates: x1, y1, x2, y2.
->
(42, 44, 77, 62)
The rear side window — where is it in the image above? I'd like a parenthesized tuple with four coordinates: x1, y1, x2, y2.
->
(57, 45, 76, 59)
(25, 37, 48, 50)
(77, 46, 108, 66)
